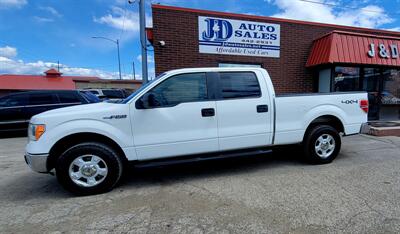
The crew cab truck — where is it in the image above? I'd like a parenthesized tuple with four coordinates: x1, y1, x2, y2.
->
(25, 68, 368, 195)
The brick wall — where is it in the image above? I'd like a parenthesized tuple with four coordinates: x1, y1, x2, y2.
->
(152, 5, 400, 94)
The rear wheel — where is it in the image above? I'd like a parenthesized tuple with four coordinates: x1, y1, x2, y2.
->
(56, 142, 123, 195)
(303, 125, 341, 164)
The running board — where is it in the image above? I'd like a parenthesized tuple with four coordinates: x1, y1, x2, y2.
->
(134, 148, 273, 168)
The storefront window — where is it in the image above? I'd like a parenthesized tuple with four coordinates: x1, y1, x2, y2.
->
(382, 69, 400, 105)
(363, 68, 381, 92)
(333, 67, 360, 92)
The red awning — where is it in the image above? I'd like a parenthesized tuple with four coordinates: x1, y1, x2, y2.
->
(306, 30, 400, 67)
(146, 27, 154, 45)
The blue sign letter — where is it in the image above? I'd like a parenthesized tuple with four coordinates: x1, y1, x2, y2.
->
(202, 18, 233, 41)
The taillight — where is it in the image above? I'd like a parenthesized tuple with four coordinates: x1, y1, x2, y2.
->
(360, 99, 369, 113)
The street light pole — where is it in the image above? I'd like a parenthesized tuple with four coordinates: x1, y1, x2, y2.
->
(92, 36, 122, 80)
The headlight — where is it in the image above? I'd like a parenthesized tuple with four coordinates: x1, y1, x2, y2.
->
(29, 124, 46, 141)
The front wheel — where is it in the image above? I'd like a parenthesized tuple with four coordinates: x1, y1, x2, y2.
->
(56, 142, 123, 195)
(303, 125, 341, 164)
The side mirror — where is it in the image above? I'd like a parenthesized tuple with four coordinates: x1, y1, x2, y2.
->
(135, 92, 160, 109)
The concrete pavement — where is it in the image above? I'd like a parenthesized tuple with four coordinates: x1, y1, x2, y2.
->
(0, 135, 399, 233)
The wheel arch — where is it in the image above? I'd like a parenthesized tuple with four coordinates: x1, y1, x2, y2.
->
(47, 132, 128, 171)
(303, 115, 345, 142)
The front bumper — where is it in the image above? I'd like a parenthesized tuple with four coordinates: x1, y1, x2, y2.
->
(24, 153, 49, 173)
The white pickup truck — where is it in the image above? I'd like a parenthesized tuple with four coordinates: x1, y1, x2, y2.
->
(25, 67, 368, 195)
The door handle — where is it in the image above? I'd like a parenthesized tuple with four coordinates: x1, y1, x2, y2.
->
(257, 105, 268, 113)
(201, 108, 215, 117)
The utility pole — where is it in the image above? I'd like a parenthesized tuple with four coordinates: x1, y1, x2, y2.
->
(132, 61, 136, 80)
(116, 39, 122, 80)
(139, 0, 148, 84)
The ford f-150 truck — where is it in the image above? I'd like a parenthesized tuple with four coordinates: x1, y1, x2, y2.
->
(25, 67, 368, 195)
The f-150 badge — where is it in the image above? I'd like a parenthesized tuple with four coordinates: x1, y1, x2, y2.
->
(103, 115, 127, 119)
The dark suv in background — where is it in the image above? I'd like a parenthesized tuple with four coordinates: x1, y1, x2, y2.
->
(0, 90, 99, 133)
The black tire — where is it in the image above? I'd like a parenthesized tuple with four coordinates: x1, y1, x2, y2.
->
(56, 142, 123, 195)
(303, 125, 341, 164)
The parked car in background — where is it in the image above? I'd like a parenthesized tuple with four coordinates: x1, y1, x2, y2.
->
(0, 90, 99, 133)
(84, 89, 129, 102)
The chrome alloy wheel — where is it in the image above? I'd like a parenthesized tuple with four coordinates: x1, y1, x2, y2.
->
(314, 134, 336, 159)
(68, 155, 108, 187)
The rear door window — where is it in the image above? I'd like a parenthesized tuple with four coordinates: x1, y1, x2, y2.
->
(28, 93, 58, 105)
(219, 72, 261, 99)
(58, 92, 83, 103)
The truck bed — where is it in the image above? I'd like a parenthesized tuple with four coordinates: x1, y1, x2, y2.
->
(273, 91, 368, 145)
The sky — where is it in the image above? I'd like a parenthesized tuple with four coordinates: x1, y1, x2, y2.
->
(0, 0, 400, 80)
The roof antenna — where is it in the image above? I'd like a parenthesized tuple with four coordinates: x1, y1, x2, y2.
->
(57, 61, 60, 72)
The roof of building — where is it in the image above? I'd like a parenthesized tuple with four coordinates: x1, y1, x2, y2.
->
(306, 30, 400, 67)
(44, 68, 62, 76)
(0, 74, 76, 90)
(152, 4, 400, 36)
(0, 69, 101, 90)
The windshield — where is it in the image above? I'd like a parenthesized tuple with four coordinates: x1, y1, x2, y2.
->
(80, 91, 101, 103)
(121, 73, 166, 104)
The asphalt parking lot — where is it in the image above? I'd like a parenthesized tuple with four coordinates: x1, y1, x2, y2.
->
(0, 135, 400, 233)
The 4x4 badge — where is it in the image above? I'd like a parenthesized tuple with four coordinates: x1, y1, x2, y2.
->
(341, 100, 358, 104)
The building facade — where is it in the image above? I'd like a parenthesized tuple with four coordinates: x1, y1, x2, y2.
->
(149, 5, 400, 121)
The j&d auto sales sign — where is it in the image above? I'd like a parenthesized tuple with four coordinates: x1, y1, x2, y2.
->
(198, 16, 280, 58)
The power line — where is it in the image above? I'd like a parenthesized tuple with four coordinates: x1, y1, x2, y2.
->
(119, 0, 129, 41)
(298, 0, 389, 14)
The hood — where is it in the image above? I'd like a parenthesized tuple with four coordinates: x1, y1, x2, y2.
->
(31, 102, 129, 123)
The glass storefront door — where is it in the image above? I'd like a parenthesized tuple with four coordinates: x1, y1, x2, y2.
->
(362, 68, 381, 120)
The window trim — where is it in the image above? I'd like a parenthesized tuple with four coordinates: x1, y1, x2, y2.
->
(135, 72, 211, 109)
(216, 71, 262, 101)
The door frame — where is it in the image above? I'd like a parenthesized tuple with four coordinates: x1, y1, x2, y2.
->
(131, 71, 220, 160)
